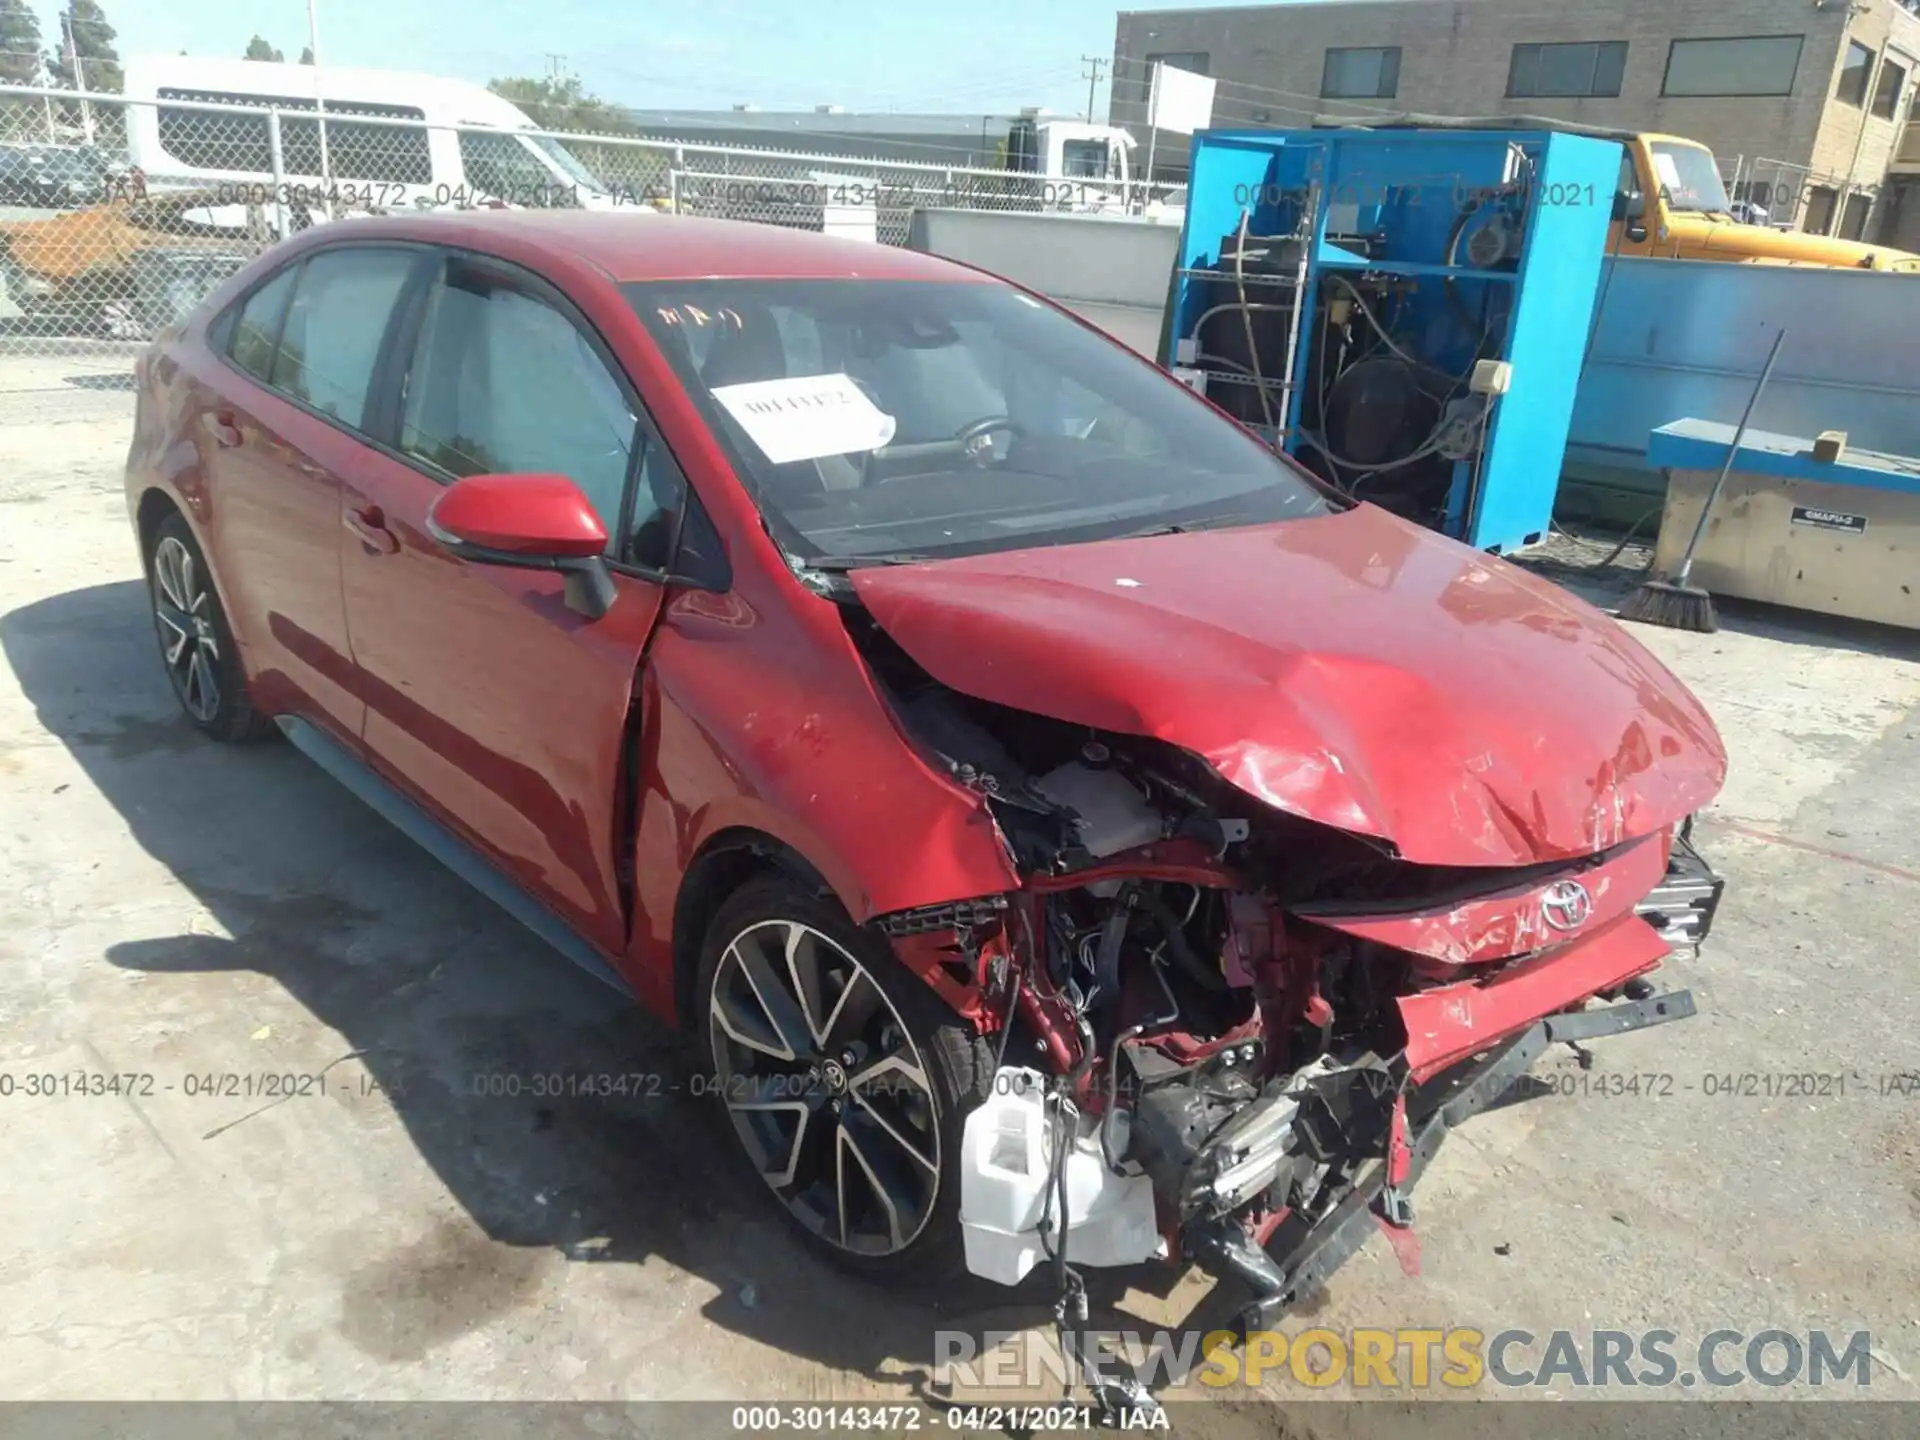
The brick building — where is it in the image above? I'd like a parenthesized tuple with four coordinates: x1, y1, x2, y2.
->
(1110, 0, 1920, 246)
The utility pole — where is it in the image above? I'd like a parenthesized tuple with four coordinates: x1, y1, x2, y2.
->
(545, 53, 569, 82)
(307, 0, 333, 211)
(61, 10, 95, 145)
(1080, 55, 1107, 123)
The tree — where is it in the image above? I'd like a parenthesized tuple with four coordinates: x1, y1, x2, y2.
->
(244, 36, 285, 63)
(0, 0, 43, 86)
(299, 46, 314, 65)
(47, 0, 122, 93)
(488, 74, 636, 135)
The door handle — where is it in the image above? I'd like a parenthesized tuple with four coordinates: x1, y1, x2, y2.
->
(344, 504, 399, 554)
(204, 409, 242, 447)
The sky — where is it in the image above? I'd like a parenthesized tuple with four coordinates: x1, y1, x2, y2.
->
(23, 0, 1291, 119)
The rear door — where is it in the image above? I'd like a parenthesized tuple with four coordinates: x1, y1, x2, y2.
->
(338, 249, 682, 954)
(195, 244, 423, 742)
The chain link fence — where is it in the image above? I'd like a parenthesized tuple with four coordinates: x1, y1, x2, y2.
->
(1740, 156, 1883, 237)
(1, 86, 1180, 356)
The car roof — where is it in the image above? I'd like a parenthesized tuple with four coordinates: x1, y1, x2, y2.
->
(323, 210, 997, 285)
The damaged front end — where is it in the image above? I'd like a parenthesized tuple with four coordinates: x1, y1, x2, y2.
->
(855, 609, 1722, 1342)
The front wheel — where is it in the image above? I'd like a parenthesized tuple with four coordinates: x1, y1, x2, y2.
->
(147, 512, 273, 742)
(696, 874, 992, 1284)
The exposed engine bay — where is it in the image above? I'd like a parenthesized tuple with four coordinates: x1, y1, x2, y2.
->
(853, 607, 1721, 1385)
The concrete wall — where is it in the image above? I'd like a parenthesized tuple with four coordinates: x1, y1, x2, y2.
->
(1112, 0, 1920, 230)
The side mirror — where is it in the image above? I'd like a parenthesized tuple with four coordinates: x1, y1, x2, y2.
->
(426, 473, 618, 619)
(1612, 189, 1646, 223)
(1625, 221, 1649, 244)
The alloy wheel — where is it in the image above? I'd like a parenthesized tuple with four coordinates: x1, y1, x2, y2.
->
(152, 535, 221, 723)
(709, 919, 942, 1256)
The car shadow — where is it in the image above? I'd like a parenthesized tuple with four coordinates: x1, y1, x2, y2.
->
(1, 579, 1202, 1403)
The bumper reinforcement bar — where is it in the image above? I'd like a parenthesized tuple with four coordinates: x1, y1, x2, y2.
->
(1194, 987, 1697, 1334)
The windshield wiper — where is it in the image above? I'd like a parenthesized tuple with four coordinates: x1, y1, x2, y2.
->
(801, 552, 939, 572)
(1112, 515, 1256, 541)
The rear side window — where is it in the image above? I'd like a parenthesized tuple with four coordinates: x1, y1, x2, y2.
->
(156, 89, 431, 184)
(229, 266, 298, 381)
(399, 264, 638, 543)
(271, 248, 416, 428)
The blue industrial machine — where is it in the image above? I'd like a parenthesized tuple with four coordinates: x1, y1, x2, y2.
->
(1163, 127, 1618, 553)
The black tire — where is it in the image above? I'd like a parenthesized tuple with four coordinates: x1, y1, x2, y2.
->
(146, 511, 274, 743)
(695, 873, 993, 1286)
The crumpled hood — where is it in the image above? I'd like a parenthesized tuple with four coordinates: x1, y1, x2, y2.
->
(850, 505, 1726, 868)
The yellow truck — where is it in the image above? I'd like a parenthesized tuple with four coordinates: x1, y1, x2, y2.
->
(1343, 115, 1920, 271)
(1613, 131, 1920, 271)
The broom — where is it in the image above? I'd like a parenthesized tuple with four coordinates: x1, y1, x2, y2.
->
(1618, 327, 1787, 633)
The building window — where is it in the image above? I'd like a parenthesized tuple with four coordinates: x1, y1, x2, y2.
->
(1662, 36, 1804, 97)
(1322, 46, 1401, 100)
(1837, 40, 1875, 106)
(1140, 51, 1209, 102)
(1840, 192, 1873, 240)
(1508, 41, 1628, 98)
(1873, 54, 1908, 119)
(1804, 184, 1839, 235)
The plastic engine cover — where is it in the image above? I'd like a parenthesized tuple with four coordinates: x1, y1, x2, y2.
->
(1031, 763, 1164, 859)
(958, 1068, 1164, 1285)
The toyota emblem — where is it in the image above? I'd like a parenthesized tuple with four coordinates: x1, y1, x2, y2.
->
(1540, 880, 1593, 932)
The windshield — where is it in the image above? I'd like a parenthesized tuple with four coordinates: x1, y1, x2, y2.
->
(1650, 142, 1731, 215)
(522, 132, 605, 190)
(627, 279, 1330, 564)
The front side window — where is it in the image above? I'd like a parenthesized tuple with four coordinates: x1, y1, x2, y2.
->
(458, 131, 577, 203)
(1662, 36, 1803, 97)
(524, 133, 604, 189)
(270, 247, 417, 428)
(628, 279, 1329, 566)
(1649, 142, 1733, 215)
(1060, 140, 1111, 178)
(400, 262, 641, 551)
(1322, 47, 1401, 100)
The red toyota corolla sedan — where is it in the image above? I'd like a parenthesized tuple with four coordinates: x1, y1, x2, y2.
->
(126, 211, 1726, 1332)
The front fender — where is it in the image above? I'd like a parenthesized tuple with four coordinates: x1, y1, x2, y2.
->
(626, 589, 1020, 1010)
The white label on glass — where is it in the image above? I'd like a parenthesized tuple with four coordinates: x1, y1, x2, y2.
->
(711, 373, 897, 464)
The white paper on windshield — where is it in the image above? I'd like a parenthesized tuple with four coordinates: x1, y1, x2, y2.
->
(711, 373, 897, 464)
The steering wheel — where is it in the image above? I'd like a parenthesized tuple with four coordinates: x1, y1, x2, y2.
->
(863, 412, 1028, 485)
(952, 414, 1024, 464)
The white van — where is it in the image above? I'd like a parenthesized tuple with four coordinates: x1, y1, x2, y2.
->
(122, 55, 624, 214)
